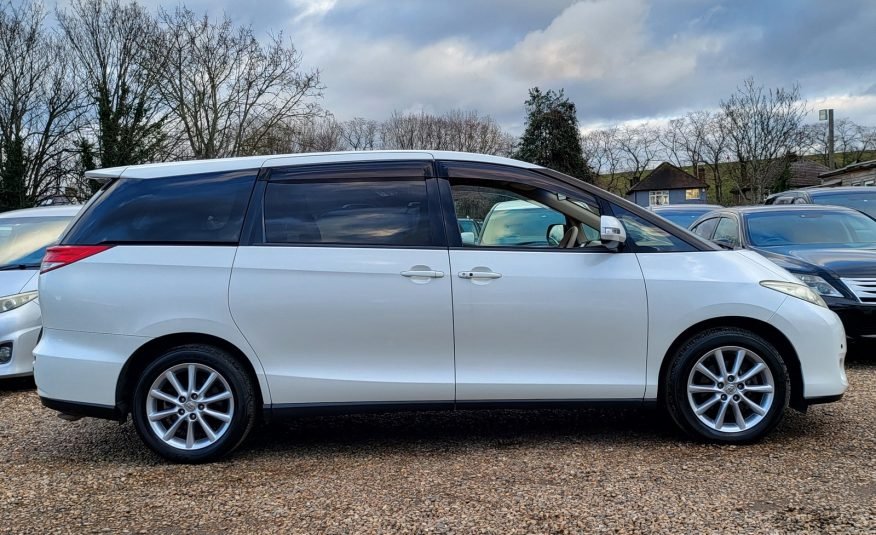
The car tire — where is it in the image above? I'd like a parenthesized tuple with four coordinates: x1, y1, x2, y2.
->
(665, 327, 790, 444)
(132, 344, 256, 463)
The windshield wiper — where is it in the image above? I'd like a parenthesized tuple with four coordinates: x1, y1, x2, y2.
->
(0, 263, 41, 271)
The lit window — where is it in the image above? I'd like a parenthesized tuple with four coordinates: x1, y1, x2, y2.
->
(649, 190, 670, 206)
(685, 189, 701, 200)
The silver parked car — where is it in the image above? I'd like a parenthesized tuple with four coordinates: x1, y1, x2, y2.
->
(0, 205, 80, 378)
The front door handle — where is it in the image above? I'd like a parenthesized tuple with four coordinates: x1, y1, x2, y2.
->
(458, 271, 502, 279)
(401, 270, 445, 278)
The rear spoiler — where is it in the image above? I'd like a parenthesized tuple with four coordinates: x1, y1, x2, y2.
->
(84, 166, 127, 184)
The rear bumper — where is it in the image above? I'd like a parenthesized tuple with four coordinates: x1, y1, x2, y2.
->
(41, 396, 124, 421)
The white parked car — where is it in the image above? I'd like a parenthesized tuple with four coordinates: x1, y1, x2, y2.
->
(34, 151, 848, 463)
(0, 205, 80, 378)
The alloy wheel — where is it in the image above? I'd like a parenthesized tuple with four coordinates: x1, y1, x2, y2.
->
(686, 346, 775, 433)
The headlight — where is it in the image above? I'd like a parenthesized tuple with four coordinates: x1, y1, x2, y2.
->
(760, 281, 827, 308)
(793, 274, 843, 297)
(0, 291, 38, 313)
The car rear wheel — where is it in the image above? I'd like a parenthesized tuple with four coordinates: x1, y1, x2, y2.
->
(665, 327, 790, 443)
(132, 344, 256, 463)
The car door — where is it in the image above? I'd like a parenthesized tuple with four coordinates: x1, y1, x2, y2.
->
(439, 166, 649, 401)
(229, 160, 455, 406)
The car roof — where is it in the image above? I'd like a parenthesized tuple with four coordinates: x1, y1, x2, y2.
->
(710, 204, 862, 216)
(651, 204, 723, 211)
(85, 150, 543, 180)
(0, 205, 82, 219)
(768, 186, 876, 198)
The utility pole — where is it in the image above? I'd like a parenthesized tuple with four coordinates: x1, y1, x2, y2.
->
(819, 109, 835, 169)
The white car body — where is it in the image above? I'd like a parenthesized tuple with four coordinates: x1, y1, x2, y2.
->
(32, 151, 847, 458)
(0, 205, 80, 378)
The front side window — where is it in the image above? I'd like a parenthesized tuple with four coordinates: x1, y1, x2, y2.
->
(64, 171, 256, 244)
(611, 205, 696, 253)
(264, 180, 433, 246)
(0, 216, 75, 268)
(691, 217, 719, 239)
(450, 182, 601, 249)
(649, 190, 670, 206)
(713, 217, 740, 247)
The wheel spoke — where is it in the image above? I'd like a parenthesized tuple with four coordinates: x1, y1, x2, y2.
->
(695, 363, 721, 383)
(149, 408, 179, 421)
(150, 389, 180, 406)
(162, 415, 185, 440)
(197, 372, 217, 396)
(203, 408, 232, 422)
(689, 384, 721, 394)
(165, 371, 186, 397)
(202, 391, 232, 404)
(740, 394, 767, 416)
(731, 349, 746, 376)
(198, 416, 217, 442)
(714, 349, 729, 378)
(187, 364, 197, 396)
(714, 400, 730, 429)
(738, 363, 765, 383)
(732, 401, 746, 430)
(743, 384, 773, 394)
(185, 419, 195, 449)
(695, 394, 721, 415)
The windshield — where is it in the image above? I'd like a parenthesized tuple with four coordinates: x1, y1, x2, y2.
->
(479, 206, 565, 246)
(656, 210, 712, 228)
(0, 216, 74, 268)
(811, 192, 876, 218)
(746, 210, 876, 248)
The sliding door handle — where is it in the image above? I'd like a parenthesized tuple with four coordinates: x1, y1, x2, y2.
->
(458, 271, 502, 279)
(401, 270, 445, 278)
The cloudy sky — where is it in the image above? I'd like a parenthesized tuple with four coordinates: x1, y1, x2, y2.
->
(140, 0, 876, 132)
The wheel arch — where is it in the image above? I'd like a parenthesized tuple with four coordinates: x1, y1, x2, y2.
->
(657, 316, 805, 411)
(115, 332, 265, 417)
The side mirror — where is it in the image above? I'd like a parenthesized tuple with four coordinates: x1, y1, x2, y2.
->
(460, 231, 476, 245)
(600, 215, 627, 249)
(546, 224, 565, 246)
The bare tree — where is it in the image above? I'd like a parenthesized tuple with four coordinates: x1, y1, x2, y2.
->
(158, 7, 323, 159)
(692, 111, 731, 204)
(57, 0, 169, 168)
(581, 127, 626, 194)
(615, 124, 661, 183)
(379, 109, 514, 155)
(721, 78, 808, 202)
(340, 117, 379, 150)
(0, 2, 85, 209)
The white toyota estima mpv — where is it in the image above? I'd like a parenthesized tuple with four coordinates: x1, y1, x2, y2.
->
(34, 151, 848, 463)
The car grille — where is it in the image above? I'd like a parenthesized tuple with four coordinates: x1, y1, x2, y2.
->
(842, 278, 876, 304)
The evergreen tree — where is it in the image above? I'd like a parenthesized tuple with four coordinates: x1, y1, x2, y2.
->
(514, 87, 593, 181)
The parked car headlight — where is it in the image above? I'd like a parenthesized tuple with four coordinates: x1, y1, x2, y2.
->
(0, 291, 38, 313)
(760, 280, 827, 308)
(792, 274, 843, 297)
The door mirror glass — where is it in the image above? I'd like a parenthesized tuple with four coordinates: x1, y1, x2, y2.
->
(600, 215, 627, 247)
(460, 231, 476, 245)
(546, 224, 565, 246)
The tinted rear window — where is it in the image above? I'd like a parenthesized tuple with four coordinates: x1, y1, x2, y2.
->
(264, 180, 433, 246)
(63, 170, 256, 244)
(811, 192, 876, 218)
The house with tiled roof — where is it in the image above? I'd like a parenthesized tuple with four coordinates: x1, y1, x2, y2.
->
(626, 162, 709, 207)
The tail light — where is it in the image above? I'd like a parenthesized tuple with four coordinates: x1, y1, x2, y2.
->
(41, 245, 113, 273)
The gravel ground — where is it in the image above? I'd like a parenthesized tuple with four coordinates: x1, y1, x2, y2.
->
(1, 350, 874, 534)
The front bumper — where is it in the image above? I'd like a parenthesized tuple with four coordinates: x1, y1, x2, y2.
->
(825, 299, 876, 339)
(0, 300, 42, 378)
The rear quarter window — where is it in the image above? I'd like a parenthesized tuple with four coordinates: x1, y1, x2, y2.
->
(63, 170, 257, 244)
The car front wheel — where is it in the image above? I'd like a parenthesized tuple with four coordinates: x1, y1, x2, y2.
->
(132, 344, 256, 463)
(665, 327, 790, 443)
